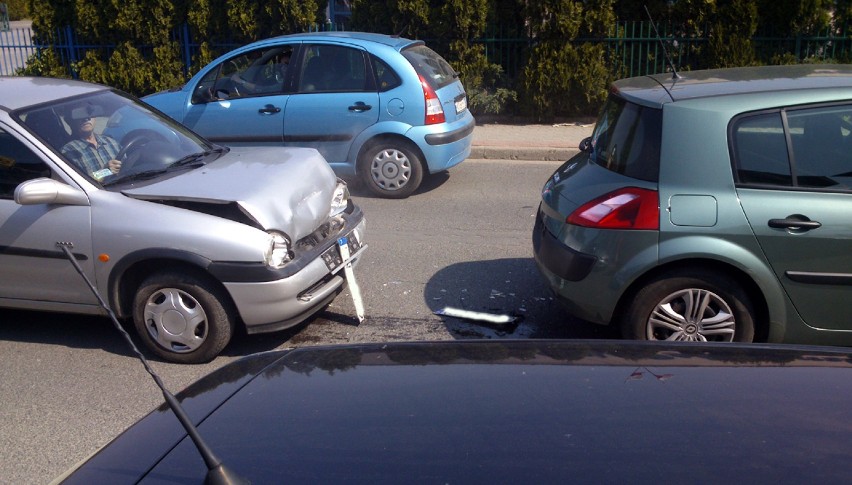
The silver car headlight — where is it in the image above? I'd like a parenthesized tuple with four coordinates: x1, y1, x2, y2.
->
(329, 180, 350, 217)
(265, 232, 292, 268)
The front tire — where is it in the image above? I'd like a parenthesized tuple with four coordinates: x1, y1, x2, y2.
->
(621, 269, 755, 343)
(359, 142, 423, 198)
(132, 270, 235, 364)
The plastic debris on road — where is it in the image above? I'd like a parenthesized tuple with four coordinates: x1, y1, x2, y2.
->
(434, 307, 517, 325)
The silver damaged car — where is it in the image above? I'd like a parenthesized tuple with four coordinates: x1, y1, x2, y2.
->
(0, 77, 366, 363)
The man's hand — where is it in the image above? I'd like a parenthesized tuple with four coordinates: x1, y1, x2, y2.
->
(108, 159, 122, 173)
(230, 73, 254, 91)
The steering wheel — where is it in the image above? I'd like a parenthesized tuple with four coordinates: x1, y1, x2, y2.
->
(117, 133, 150, 160)
(115, 133, 152, 172)
(117, 130, 170, 172)
(227, 60, 243, 97)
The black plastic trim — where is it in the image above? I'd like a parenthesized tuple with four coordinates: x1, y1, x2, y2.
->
(425, 122, 474, 146)
(282, 134, 352, 143)
(0, 245, 89, 261)
(532, 212, 596, 282)
(206, 135, 282, 143)
(786, 271, 852, 286)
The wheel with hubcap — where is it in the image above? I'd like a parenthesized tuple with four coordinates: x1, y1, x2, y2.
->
(359, 142, 423, 198)
(132, 270, 235, 364)
(621, 269, 755, 343)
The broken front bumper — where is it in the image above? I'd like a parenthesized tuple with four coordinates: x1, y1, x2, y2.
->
(217, 206, 366, 333)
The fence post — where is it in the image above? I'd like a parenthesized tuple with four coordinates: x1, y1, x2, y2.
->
(65, 25, 78, 78)
(182, 23, 191, 75)
(0, 2, 9, 32)
(795, 34, 802, 61)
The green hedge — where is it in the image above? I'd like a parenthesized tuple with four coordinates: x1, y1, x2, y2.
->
(4, 0, 27, 20)
(20, 0, 851, 119)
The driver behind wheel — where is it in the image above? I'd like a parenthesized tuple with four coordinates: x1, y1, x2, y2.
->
(61, 104, 121, 181)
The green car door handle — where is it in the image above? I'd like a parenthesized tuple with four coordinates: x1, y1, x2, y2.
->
(768, 217, 822, 230)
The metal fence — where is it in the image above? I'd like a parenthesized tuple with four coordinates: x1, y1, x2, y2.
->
(0, 24, 33, 75)
(3, 22, 852, 79)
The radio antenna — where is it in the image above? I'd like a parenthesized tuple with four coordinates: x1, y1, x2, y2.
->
(57, 242, 249, 485)
(644, 5, 681, 80)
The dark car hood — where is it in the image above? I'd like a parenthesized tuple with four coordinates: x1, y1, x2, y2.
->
(59, 340, 852, 483)
(123, 146, 336, 241)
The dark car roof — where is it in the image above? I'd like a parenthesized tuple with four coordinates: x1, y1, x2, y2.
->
(60, 340, 852, 483)
(614, 64, 852, 107)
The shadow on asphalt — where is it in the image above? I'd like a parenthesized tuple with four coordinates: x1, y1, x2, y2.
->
(424, 257, 619, 341)
(0, 307, 347, 363)
(0, 257, 619, 362)
(344, 171, 452, 199)
(0, 309, 138, 358)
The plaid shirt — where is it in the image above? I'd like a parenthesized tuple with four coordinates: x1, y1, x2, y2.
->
(61, 134, 121, 177)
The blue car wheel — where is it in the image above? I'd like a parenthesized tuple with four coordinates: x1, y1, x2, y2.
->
(359, 142, 424, 199)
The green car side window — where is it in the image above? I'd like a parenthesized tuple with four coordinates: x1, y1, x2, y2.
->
(733, 113, 792, 187)
(786, 106, 852, 190)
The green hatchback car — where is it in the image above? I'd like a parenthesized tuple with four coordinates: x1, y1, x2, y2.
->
(534, 64, 852, 345)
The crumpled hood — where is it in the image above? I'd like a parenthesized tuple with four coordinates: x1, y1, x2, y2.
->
(123, 146, 337, 241)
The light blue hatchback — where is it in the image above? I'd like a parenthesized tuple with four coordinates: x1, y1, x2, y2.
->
(144, 32, 475, 198)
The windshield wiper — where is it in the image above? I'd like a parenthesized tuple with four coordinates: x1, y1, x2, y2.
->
(169, 151, 209, 168)
(171, 146, 227, 167)
(103, 168, 170, 185)
(102, 148, 227, 186)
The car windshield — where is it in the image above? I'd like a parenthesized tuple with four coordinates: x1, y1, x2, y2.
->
(16, 90, 216, 187)
(590, 95, 662, 182)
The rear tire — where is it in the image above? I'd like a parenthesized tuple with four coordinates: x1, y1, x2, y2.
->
(132, 270, 235, 364)
(621, 269, 755, 343)
(358, 142, 423, 198)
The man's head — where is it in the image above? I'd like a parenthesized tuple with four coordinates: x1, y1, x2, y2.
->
(69, 104, 100, 136)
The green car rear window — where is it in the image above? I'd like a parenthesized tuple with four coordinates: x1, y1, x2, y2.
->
(590, 96, 662, 182)
(402, 45, 457, 90)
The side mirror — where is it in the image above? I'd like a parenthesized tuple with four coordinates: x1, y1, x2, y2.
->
(14, 178, 89, 206)
(579, 137, 593, 153)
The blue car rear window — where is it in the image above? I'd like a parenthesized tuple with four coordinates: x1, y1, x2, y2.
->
(402, 45, 457, 90)
(590, 95, 662, 182)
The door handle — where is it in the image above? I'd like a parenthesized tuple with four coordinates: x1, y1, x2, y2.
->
(258, 104, 281, 115)
(768, 217, 822, 230)
(348, 102, 372, 112)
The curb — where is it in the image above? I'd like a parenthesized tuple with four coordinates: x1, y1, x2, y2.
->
(470, 146, 578, 162)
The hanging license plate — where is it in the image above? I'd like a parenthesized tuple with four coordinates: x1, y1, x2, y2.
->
(320, 233, 362, 271)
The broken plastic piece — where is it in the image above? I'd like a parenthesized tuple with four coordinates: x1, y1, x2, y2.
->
(338, 237, 365, 323)
(434, 307, 516, 325)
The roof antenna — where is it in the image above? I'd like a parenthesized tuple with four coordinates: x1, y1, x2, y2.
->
(644, 5, 681, 80)
(393, 20, 410, 38)
(57, 242, 249, 485)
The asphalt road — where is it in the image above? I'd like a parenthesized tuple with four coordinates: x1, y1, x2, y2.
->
(0, 158, 616, 484)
